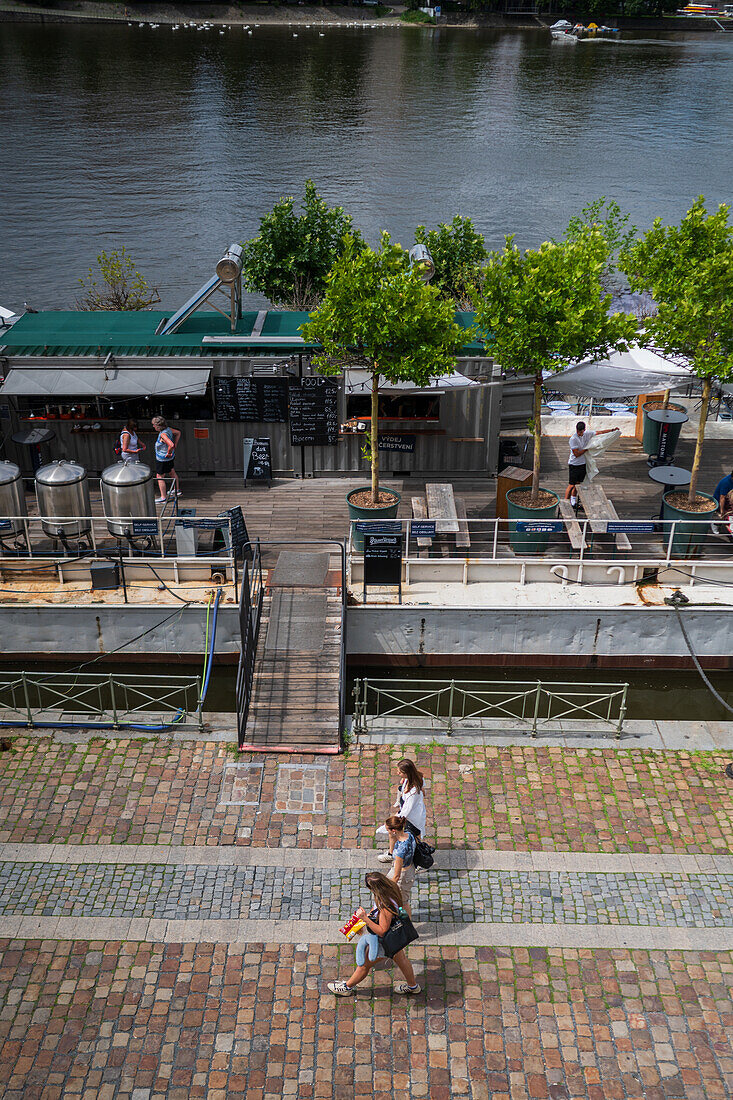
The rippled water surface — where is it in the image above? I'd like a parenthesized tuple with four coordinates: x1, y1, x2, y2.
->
(1, 23, 732, 308)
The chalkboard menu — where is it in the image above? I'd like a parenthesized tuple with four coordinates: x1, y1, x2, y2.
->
(214, 377, 289, 423)
(364, 533, 403, 594)
(243, 437, 272, 483)
(226, 505, 252, 559)
(289, 377, 339, 446)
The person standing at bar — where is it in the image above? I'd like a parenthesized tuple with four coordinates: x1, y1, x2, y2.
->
(152, 416, 181, 503)
(119, 419, 145, 464)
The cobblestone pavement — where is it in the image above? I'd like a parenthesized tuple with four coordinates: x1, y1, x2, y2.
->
(1, 739, 732, 853)
(2, 863, 733, 927)
(0, 940, 731, 1100)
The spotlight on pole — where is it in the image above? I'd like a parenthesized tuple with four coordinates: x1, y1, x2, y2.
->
(409, 244, 435, 284)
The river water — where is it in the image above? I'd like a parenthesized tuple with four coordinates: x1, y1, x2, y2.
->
(1, 23, 732, 310)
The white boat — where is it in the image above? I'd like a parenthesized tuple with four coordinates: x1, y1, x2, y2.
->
(550, 19, 620, 42)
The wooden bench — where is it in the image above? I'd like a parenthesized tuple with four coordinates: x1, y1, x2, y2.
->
(577, 483, 632, 552)
(426, 482, 459, 535)
(558, 499, 587, 551)
(411, 496, 433, 555)
(454, 496, 471, 550)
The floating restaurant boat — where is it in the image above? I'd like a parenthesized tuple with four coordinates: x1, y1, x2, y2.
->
(550, 19, 620, 42)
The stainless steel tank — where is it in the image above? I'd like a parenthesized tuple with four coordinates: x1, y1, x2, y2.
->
(101, 460, 156, 538)
(0, 461, 27, 537)
(35, 460, 91, 539)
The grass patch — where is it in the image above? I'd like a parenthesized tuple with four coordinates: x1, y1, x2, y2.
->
(401, 9, 436, 24)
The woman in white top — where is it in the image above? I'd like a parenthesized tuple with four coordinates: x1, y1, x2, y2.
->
(378, 758, 427, 864)
(120, 419, 144, 464)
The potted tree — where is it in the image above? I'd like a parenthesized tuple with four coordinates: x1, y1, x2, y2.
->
(622, 197, 733, 556)
(301, 233, 466, 544)
(473, 224, 637, 553)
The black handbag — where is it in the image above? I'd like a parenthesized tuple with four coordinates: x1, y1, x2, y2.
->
(380, 908, 419, 958)
(413, 839, 435, 870)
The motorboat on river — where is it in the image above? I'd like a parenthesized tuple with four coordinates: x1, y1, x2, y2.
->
(550, 19, 620, 42)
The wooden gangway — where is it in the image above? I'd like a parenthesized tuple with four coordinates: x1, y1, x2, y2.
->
(237, 548, 344, 754)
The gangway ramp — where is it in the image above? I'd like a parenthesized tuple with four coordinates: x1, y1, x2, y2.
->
(238, 549, 344, 753)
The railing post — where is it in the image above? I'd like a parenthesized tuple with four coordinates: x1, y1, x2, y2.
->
(616, 683, 628, 740)
(492, 519, 499, 561)
(21, 672, 33, 728)
(352, 679, 363, 733)
(109, 675, 119, 728)
(447, 680, 455, 736)
(531, 681, 542, 738)
(665, 521, 676, 565)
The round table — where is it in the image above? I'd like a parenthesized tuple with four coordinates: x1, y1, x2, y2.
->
(648, 464, 691, 519)
(646, 408, 689, 467)
(12, 427, 55, 472)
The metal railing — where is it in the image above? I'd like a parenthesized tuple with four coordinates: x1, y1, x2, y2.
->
(352, 677, 629, 738)
(235, 543, 264, 748)
(0, 671, 203, 730)
(349, 516, 730, 567)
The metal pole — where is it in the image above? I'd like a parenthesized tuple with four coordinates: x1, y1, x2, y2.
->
(447, 679, 455, 736)
(21, 671, 32, 728)
(109, 675, 119, 728)
(532, 680, 542, 738)
(492, 519, 498, 561)
(665, 521, 675, 565)
(616, 684, 628, 740)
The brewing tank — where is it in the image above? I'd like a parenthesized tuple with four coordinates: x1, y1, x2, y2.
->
(101, 460, 156, 537)
(35, 460, 91, 538)
(0, 461, 27, 537)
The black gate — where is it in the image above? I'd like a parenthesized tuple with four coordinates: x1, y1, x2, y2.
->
(235, 543, 263, 748)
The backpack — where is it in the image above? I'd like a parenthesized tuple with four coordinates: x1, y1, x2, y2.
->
(412, 839, 435, 870)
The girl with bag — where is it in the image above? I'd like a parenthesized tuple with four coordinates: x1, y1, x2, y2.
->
(384, 815, 416, 917)
(377, 758, 426, 864)
(327, 873, 420, 997)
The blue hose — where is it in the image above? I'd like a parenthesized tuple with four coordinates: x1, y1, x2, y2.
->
(0, 588, 224, 733)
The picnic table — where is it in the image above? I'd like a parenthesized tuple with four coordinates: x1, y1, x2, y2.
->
(576, 483, 632, 551)
(410, 483, 471, 554)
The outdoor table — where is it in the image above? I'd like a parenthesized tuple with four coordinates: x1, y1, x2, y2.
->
(648, 464, 691, 520)
(12, 427, 56, 472)
(646, 408, 689, 467)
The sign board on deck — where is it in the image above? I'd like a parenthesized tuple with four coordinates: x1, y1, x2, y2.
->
(607, 521, 655, 534)
(131, 519, 159, 536)
(243, 438, 272, 484)
(226, 505, 252, 560)
(410, 520, 436, 539)
(363, 533, 403, 603)
(289, 377, 339, 446)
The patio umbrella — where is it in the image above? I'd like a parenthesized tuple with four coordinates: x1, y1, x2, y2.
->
(548, 346, 692, 398)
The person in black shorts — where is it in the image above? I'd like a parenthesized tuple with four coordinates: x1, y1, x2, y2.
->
(152, 417, 181, 503)
(565, 421, 614, 503)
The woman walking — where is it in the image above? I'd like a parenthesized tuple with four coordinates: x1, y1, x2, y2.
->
(378, 758, 426, 864)
(119, 419, 144, 464)
(383, 815, 416, 917)
(327, 873, 420, 997)
(152, 416, 181, 503)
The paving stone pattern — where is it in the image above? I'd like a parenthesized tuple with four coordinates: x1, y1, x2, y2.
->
(2, 863, 732, 927)
(1, 940, 732, 1100)
(1, 739, 732, 853)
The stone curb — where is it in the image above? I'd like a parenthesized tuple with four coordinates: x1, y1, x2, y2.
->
(1, 842, 731, 876)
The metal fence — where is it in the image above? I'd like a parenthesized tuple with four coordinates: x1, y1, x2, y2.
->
(352, 677, 629, 738)
(0, 671, 203, 730)
(235, 544, 264, 748)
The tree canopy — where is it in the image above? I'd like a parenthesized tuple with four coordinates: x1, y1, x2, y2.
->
(413, 215, 487, 305)
(302, 233, 466, 501)
(76, 248, 160, 311)
(240, 180, 362, 309)
(622, 195, 733, 502)
(473, 226, 636, 501)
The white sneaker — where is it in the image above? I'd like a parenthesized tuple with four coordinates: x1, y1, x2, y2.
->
(377, 851, 394, 864)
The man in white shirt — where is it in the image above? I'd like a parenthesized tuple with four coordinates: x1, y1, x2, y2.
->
(565, 421, 615, 503)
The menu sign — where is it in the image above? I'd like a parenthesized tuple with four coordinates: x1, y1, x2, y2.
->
(378, 434, 416, 453)
(243, 437, 272, 483)
(214, 377, 289, 423)
(289, 377, 339, 446)
(363, 533, 403, 603)
(226, 505, 252, 559)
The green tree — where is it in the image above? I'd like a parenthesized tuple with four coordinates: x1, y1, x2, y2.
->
(414, 215, 488, 306)
(302, 234, 466, 504)
(76, 248, 160, 311)
(622, 196, 733, 504)
(473, 227, 637, 504)
(241, 180, 362, 309)
(563, 197, 636, 294)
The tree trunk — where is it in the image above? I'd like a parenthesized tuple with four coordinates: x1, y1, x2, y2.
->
(662, 388, 670, 410)
(688, 376, 711, 503)
(371, 366, 379, 505)
(531, 373, 542, 504)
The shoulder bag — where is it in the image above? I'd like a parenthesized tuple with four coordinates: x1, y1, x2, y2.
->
(413, 839, 435, 870)
(380, 907, 419, 958)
